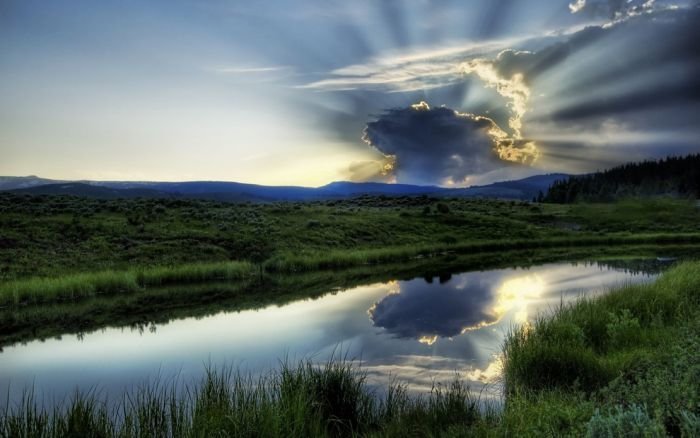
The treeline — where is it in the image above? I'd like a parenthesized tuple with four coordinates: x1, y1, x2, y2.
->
(543, 154, 700, 203)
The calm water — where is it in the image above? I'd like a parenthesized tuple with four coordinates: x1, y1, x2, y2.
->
(0, 261, 661, 407)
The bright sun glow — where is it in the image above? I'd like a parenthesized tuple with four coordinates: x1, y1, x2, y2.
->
(493, 274, 546, 323)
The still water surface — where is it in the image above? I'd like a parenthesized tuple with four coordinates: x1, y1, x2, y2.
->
(0, 260, 661, 407)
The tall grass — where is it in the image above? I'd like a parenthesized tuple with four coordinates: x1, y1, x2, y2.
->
(135, 261, 253, 287)
(0, 359, 486, 438)
(3, 234, 700, 306)
(502, 261, 700, 394)
(0, 261, 254, 306)
(266, 233, 700, 273)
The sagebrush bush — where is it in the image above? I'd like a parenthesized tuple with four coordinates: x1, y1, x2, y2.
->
(585, 405, 665, 438)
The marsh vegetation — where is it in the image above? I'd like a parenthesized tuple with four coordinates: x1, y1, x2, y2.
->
(2, 261, 698, 437)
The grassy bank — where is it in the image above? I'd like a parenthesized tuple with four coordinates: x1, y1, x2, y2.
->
(3, 234, 700, 307)
(265, 233, 700, 273)
(2, 192, 699, 307)
(3, 245, 689, 348)
(2, 261, 699, 436)
(0, 261, 252, 306)
(500, 260, 700, 436)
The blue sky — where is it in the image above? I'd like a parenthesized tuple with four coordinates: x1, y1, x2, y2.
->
(1, 0, 698, 186)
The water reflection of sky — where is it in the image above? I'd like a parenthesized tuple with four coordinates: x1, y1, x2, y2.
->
(0, 262, 656, 407)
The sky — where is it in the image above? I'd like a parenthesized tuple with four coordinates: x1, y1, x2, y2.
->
(1, 0, 699, 187)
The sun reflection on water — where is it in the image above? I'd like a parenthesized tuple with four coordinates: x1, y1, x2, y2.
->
(492, 274, 545, 324)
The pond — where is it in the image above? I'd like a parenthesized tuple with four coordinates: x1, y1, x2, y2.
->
(0, 259, 668, 408)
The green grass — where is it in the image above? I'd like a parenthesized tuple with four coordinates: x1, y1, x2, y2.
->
(2, 193, 699, 282)
(4, 224, 699, 307)
(502, 262, 700, 393)
(499, 261, 700, 436)
(266, 233, 700, 273)
(2, 261, 699, 436)
(2, 192, 699, 308)
(0, 261, 253, 306)
(0, 359, 490, 438)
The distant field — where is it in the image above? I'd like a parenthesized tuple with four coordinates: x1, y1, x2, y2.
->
(1, 193, 699, 284)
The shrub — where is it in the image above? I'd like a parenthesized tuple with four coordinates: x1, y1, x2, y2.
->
(606, 309, 641, 349)
(436, 203, 450, 214)
(585, 405, 665, 438)
(680, 411, 700, 437)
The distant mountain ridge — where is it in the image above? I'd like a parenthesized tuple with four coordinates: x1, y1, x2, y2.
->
(1, 174, 570, 202)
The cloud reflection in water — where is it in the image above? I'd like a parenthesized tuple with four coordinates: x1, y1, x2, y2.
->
(368, 270, 546, 345)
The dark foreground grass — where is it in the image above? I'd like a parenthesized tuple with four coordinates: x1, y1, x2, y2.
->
(3, 262, 699, 436)
(500, 261, 700, 436)
(0, 359, 492, 438)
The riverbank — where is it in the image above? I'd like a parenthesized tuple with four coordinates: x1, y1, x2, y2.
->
(3, 192, 699, 306)
(2, 261, 698, 436)
(3, 234, 700, 307)
(2, 244, 690, 348)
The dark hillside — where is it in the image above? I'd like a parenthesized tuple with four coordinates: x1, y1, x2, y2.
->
(544, 154, 700, 203)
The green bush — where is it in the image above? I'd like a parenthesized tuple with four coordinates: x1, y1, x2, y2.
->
(436, 203, 450, 214)
(606, 309, 641, 349)
(585, 405, 665, 438)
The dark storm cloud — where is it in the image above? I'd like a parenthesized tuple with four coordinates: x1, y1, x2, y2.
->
(551, 79, 700, 121)
(303, 2, 699, 182)
(480, 6, 700, 131)
(545, 9, 700, 123)
(368, 275, 498, 341)
(361, 102, 537, 185)
(492, 6, 699, 83)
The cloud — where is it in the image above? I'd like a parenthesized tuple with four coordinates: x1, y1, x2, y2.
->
(361, 101, 538, 185)
(307, 4, 699, 181)
(568, 0, 651, 18)
(533, 7, 700, 124)
(462, 7, 700, 140)
(368, 276, 499, 341)
(569, 0, 587, 13)
(299, 37, 529, 92)
(461, 53, 531, 138)
(345, 158, 396, 182)
(567, 0, 685, 20)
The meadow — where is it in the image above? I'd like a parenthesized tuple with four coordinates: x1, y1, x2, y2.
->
(1, 192, 699, 305)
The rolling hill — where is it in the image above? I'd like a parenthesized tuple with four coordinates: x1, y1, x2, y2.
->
(2, 173, 569, 202)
